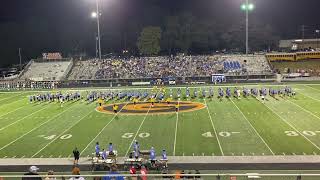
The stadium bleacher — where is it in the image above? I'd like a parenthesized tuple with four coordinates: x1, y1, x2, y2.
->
(67, 55, 272, 80)
(20, 60, 73, 81)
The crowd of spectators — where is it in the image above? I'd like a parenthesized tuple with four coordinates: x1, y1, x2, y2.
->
(68, 55, 272, 80)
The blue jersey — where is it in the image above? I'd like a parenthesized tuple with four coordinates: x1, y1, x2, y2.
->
(102, 151, 107, 159)
(150, 149, 156, 160)
(95, 144, 100, 153)
(162, 151, 167, 160)
(109, 144, 113, 152)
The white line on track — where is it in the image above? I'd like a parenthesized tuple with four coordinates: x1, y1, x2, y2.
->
(260, 100, 320, 151)
(124, 105, 152, 157)
(0, 103, 77, 152)
(31, 110, 94, 158)
(286, 99, 320, 121)
(203, 98, 224, 156)
(173, 110, 179, 156)
(80, 102, 129, 155)
(230, 98, 275, 155)
(0, 105, 51, 131)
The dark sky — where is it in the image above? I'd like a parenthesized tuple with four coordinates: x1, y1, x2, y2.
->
(1, 0, 319, 37)
(0, 0, 320, 67)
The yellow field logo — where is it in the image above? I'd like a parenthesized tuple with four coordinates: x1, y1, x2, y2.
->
(96, 101, 206, 115)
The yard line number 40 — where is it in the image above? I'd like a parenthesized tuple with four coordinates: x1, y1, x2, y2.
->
(285, 131, 320, 137)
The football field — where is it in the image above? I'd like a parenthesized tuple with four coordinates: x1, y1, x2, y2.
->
(1, 84, 320, 158)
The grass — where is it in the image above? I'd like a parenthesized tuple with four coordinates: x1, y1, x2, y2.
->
(0, 84, 320, 158)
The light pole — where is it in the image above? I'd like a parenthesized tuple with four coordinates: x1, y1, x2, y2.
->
(92, 0, 102, 59)
(241, 0, 254, 55)
(316, 29, 320, 50)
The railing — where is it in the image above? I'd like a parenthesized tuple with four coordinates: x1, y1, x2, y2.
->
(1, 173, 320, 180)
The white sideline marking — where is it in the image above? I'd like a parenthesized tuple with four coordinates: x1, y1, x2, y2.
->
(182, 153, 185, 156)
(293, 153, 296, 156)
(21, 155, 25, 158)
(31, 110, 94, 158)
(203, 99, 224, 156)
(313, 152, 317, 155)
(283, 152, 286, 156)
(202, 153, 204, 156)
(3, 156, 7, 158)
(230, 99, 275, 155)
(261, 101, 320, 152)
(0, 104, 77, 152)
(68, 154, 71, 158)
(192, 153, 194, 156)
(124, 105, 152, 157)
(0, 105, 51, 131)
(12, 156, 16, 158)
(80, 102, 129, 155)
(287, 100, 320, 121)
(173, 110, 179, 156)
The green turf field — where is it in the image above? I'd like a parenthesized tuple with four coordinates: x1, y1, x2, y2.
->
(0, 84, 320, 158)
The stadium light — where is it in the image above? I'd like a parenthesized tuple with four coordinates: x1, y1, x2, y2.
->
(91, 12, 97, 18)
(91, 0, 102, 60)
(240, 0, 254, 55)
(316, 30, 320, 50)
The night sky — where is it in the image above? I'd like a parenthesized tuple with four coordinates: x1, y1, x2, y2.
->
(0, 0, 320, 66)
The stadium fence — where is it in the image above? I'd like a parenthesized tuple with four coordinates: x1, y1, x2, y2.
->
(1, 173, 320, 180)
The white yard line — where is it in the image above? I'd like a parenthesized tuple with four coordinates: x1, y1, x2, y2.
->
(31, 110, 94, 158)
(80, 102, 129, 154)
(261, 100, 320, 151)
(124, 105, 152, 157)
(0, 105, 25, 119)
(305, 85, 320, 93)
(295, 88, 320, 102)
(0, 105, 51, 131)
(173, 109, 179, 156)
(0, 92, 27, 103)
(203, 98, 224, 156)
(0, 103, 77, 152)
(286, 99, 320, 121)
(230, 99, 275, 155)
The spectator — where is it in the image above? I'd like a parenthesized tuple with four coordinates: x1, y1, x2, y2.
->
(140, 165, 148, 180)
(129, 166, 137, 180)
(195, 170, 201, 179)
(69, 167, 84, 180)
(73, 147, 80, 164)
(103, 165, 124, 180)
(22, 166, 42, 180)
(44, 170, 56, 180)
